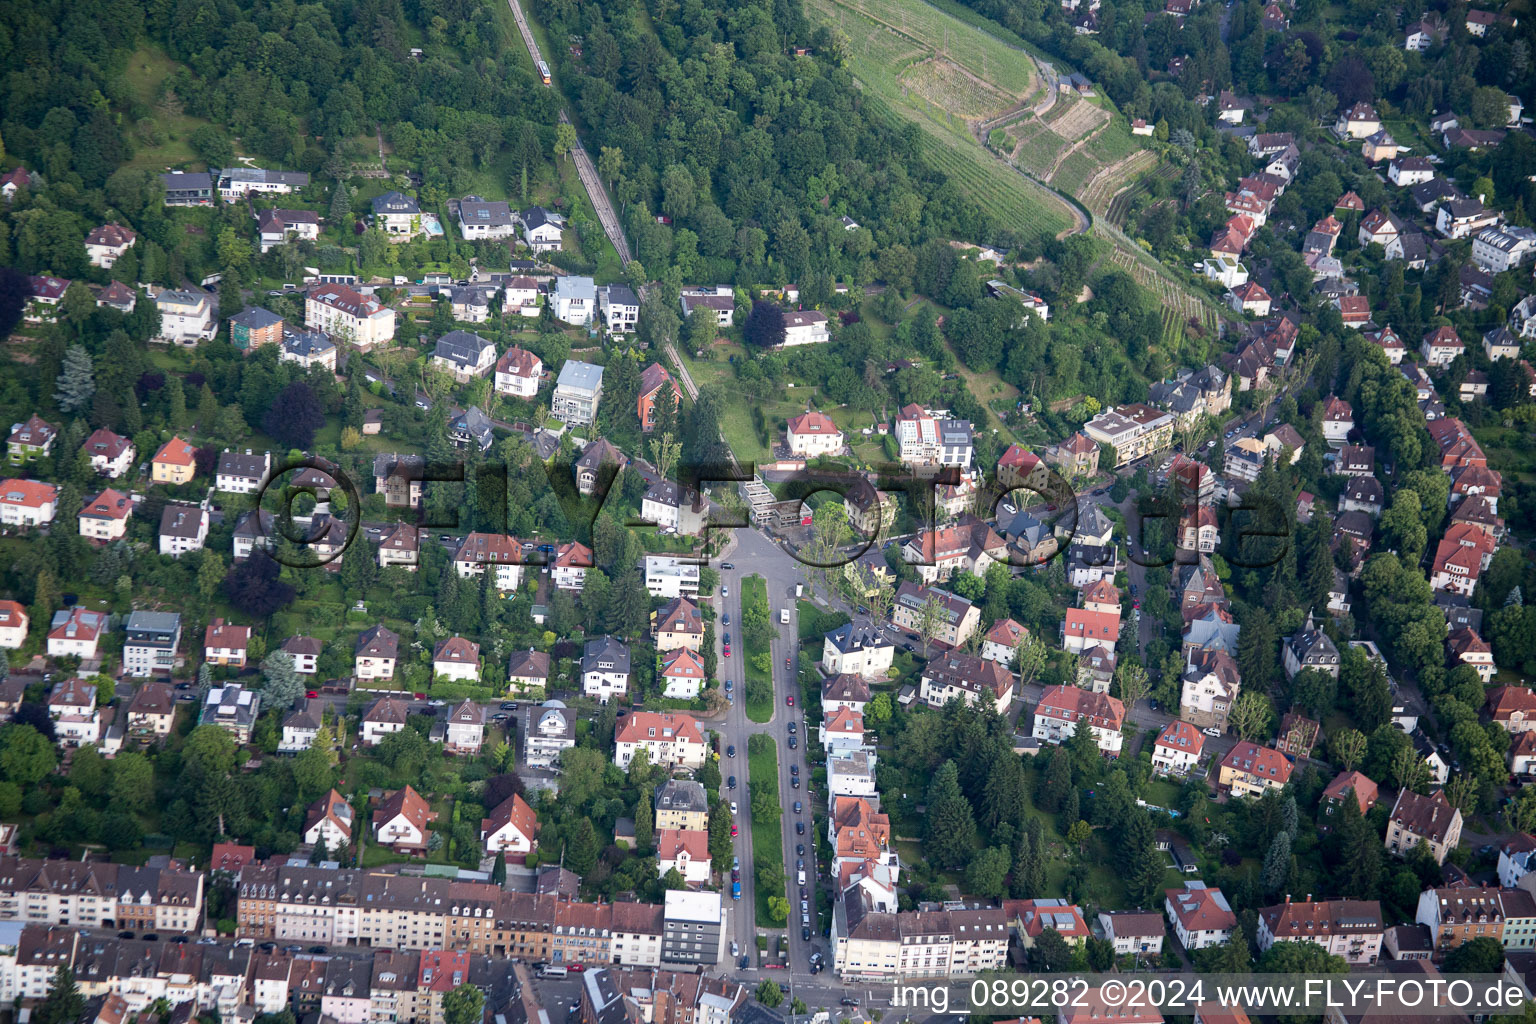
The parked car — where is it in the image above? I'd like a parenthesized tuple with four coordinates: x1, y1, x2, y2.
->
(728, 775, 736, 789)
(796, 821, 805, 835)
(727, 744, 736, 758)
(787, 736, 797, 749)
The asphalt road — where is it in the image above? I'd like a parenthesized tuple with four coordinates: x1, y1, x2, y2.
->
(713, 528, 830, 990)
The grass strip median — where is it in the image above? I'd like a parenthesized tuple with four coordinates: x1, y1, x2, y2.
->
(746, 733, 787, 929)
(741, 575, 774, 723)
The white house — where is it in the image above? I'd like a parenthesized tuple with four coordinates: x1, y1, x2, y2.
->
(280, 698, 326, 753)
(1335, 101, 1381, 139)
(521, 207, 564, 251)
(980, 619, 1028, 666)
(256, 209, 320, 252)
(432, 637, 481, 681)
(1165, 882, 1236, 950)
(305, 284, 395, 349)
(1032, 685, 1125, 756)
(219, 167, 309, 199)
(78, 488, 132, 542)
(656, 829, 712, 884)
(154, 289, 215, 345)
(1151, 720, 1205, 776)
(659, 647, 706, 700)
(371, 192, 421, 236)
(0, 601, 28, 649)
(552, 541, 592, 592)
(82, 429, 135, 478)
(48, 677, 101, 747)
(453, 533, 524, 592)
(1202, 256, 1249, 289)
(494, 345, 542, 397)
(431, 330, 497, 382)
(781, 310, 831, 347)
(302, 789, 355, 850)
(614, 712, 707, 770)
(786, 411, 844, 457)
(158, 503, 209, 558)
(371, 785, 435, 853)
(48, 607, 108, 659)
(0, 479, 57, 528)
(1436, 197, 1499, 240)
(1389, 157, 1436, 188)
(1472, 225, 1536, 274)
(216, 450, 272, 494)
(822, 623, 895, 680)
(553, 275, 596, 325)
(361, 695, 410, 745)
(502, 276, 540, 317)
(551, 360, 603, 426)
(85, 223, 136, 268)
(645, 556, 701, 599)
(481, 793, 539, 856)
(456, 197, 516, 239)
(826, 749, 878, 798)
(1100, 911, 1166, 957)
(821, 707, 867, 755)
(1227, 282, 1271, 317)
(1422, 327, 1464, 366)
(582, 635, 631, 703)
(443, 699, 484, 755)
(599, 284, 641, 334)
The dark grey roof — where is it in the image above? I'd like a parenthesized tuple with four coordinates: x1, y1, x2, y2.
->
(229, 307, 283, 330)
(582, 635, 631, 673)
(450, 405, 494, 449)
(434, 330, 494, 369)
(282, 328, 334, 358)
(458, 197, 514, 227)
(522, 206, 562, 231)
(655, 779, 709, 815)
(217, 450, 269, 481)
(159, 503, 204, 539)
(372, 191, 420, 215)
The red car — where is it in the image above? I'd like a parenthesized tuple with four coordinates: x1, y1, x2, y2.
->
(786, 695, 794, 706)
(568, 963, 585, 973)
(413, 692, 427, 700)
(306, 691, 318, 699)
(731, 824, 739, 837)
(723, 644, 731, 658)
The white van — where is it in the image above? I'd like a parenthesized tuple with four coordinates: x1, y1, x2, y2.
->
(797, 869, 806, 885)
(780, 608, 790, 625)
(538, 965, 568, 979)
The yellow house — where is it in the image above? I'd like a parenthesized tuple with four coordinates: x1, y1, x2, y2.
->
(1217, 740, 1294, 798)
(654, 779, 710, 831)
(151, 436, 198, 485)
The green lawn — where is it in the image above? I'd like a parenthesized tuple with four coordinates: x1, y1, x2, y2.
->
(123, 45, 216, 170)
(746, 733, 785, 928)
(741, 576, 773, 723)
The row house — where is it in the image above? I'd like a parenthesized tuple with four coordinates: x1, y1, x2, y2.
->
(0, 858, 203, 932)
(1257, 898, 1383, 964)
(829, 896, 1007, 981)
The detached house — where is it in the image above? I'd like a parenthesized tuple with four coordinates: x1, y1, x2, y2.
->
(7, 415, 56, 463)
(361, 696, 410, 745)
(85, 223, 136, 269)
(48, 677, 101, 746)
(201, 684, 260, 742)
(443, 699, 484, 755)
(303, 790, 355, 851)
(919, 653, 1016, 713)
(653, 597, 704, 652)
(158, 502, 209, 557)
(355, 625, 400, 682)
(1218, 741, 1293, 797)
(659, 648, 707, 699)
(81, 429, 134, 478)
(481, 793, 539, 857)
(216, 450, 272, 494)
(552, 542, 592, 592)
(431, 331, 496, 382)
(1386, 789, 1462, 865)
(494, 346, 542, 398)
(205, 619, 251, 668)
(78, 488, 132, 542)
(0, 479, 56, 528)
(125, 681, 176, 739)
(371, 192, 421, 236)
(1335, 101, 1381, 139)
(1166, 883, 1236, 950)
(306, 284, 395, 349)
(1151, 720, 1204, 776)
(1032, 684, 1125, 756)
(614, 712, 706, 770)
(48, 607, 109, 659)
(582, 636, 631, 703)
(281, 698, 326, 753)
(432, 637, 481, 682)
(372, 786, 436, 854)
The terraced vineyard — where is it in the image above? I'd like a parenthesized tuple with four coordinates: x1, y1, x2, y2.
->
(807, 0, 1075, 240)
(1103, 240, 1221, 346)
(1079, 150, 1159, 217)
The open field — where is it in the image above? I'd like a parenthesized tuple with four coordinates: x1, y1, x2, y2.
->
(123, 47, 215, 170)
(805, 0, 1074, 241)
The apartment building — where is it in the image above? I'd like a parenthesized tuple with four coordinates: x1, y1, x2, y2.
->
(123, 611, 181, 678)
(1084, 404, 1175, 467)
(830, 894, 1008, 981)
(1387, 789, 1463, 865)
(1258, 898, 1383, 964)
(306, 285, 395, 349)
